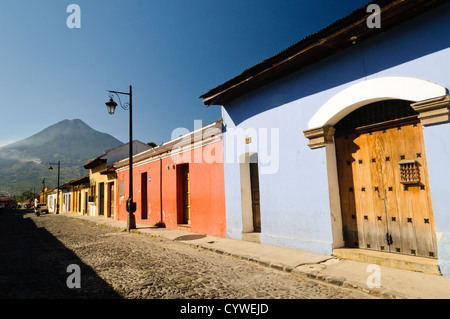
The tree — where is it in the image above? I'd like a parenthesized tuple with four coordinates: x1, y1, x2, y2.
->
(147, 142, 157, 148)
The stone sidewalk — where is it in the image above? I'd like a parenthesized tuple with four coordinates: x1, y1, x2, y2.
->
(59, 213, 450, 299)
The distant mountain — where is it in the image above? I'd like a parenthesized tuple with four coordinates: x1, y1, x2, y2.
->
(0, 119, 123, 196)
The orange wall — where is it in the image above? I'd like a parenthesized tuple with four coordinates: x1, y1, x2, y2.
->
(116, 139, 226, 237)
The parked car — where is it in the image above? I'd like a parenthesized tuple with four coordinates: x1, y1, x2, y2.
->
(36, 203, 49, 214)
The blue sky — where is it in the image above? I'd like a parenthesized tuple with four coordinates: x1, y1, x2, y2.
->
(0, 0, 369, 147)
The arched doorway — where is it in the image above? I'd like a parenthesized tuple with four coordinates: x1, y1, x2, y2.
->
(334, 99, 438, 258)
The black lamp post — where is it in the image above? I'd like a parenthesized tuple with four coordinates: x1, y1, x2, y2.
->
(105, 85, 136, 231)
(49, 161, 60, 214)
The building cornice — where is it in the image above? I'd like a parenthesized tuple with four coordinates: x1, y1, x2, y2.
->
(114, 121, 223, 170)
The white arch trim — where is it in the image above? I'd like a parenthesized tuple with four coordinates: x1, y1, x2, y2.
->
(308, 77, 448, 129)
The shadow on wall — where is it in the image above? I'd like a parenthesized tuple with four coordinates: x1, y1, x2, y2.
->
(225, 4, 450, 126)
(0, 210, 122, 299)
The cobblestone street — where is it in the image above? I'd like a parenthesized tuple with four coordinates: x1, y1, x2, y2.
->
(0, 210, 376, 300)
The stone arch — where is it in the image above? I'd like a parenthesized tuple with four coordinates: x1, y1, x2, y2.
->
(302, 76, 449, 254)
(304, 77, 449, 149)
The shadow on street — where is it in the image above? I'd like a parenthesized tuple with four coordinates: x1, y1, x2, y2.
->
(0, 209, 122, 299)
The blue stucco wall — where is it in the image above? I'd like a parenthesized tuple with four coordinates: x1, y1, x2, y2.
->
(222, 98, 333, 254)
(221, 3, 450, 274)
(423, 124, 450, 276)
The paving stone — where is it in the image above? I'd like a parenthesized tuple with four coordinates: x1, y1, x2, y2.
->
(0, 211, 380, 299)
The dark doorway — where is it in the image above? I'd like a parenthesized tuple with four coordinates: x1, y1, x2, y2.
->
(250, 162, 261, 232)
(141, 173, 148, 220)
(99, 182, 104, 216)
(177, 164, 190, 225)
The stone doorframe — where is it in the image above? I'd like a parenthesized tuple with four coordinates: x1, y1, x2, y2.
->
(239, 152, 259, 234)
(303, 77, 450, 249)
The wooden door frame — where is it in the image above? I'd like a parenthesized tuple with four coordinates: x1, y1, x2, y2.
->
(304, 78, 448, 253)
(323, 112, 441, 254)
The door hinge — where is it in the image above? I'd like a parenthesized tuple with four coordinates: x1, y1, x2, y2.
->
(386, 233, 393, 246)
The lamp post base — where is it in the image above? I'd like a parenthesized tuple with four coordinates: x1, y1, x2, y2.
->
(127, 213, 136, 231)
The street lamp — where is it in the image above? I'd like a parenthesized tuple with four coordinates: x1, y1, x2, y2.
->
(49, 161, 60, 214)
(105, 85, 136, 231)
(106, 98, 117, 115)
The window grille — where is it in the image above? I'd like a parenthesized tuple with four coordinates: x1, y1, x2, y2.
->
(399, 160, 420, 185)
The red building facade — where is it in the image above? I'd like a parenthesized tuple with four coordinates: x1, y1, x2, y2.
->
(113, 122, 226, 237)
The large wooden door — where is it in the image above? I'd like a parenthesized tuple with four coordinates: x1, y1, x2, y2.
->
(336, 120, 437, 258)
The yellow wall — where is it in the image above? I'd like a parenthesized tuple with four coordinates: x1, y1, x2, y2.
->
(88, 162, 116, 218)
(71, 184, 89, 215)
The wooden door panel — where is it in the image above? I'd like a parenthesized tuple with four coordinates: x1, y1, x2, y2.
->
(335, 134, 359, 248)
(366, 131, 389, 251)
(385, 124, 416, 255)
(377, 127, 404, 254)
(372, 130, 396, 253)
(350, 134, 367, 249)
(356, 133, 385, 251)
(383, 123, 436, 257)
(399, 123, 437, 257)
(183, 166, 190, 224)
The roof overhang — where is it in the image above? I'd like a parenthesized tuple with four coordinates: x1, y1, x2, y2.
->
(113, 121, 223, 169)
(68, 176, 90, 185)
(200, 0, 448, 106)
(99, 167, 116, 175)
(83, 156, 106, 169)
